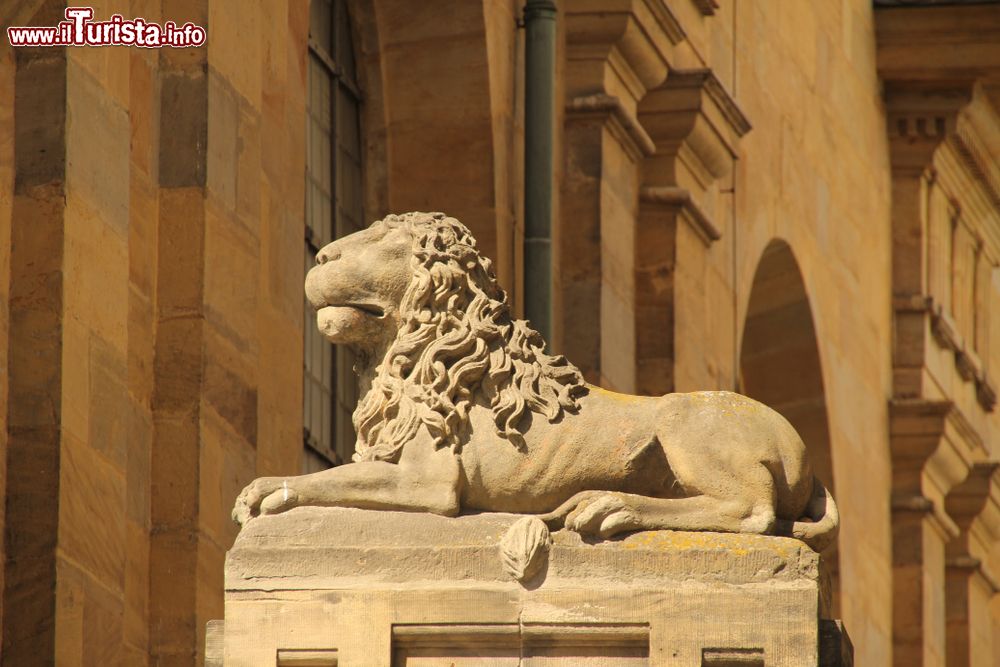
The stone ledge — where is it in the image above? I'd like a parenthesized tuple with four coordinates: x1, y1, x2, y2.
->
(227, 506, 821, 591)
(220, 507, 843, 666)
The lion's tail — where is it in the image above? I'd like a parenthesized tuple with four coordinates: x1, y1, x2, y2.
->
(791, 476, 839, 552)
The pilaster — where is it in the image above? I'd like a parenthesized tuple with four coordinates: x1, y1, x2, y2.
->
(559, 0, 683, 390)
(878, 6, 1000, 661)
(634, 68, 748, 395)
(943, 462, 1000, 667)
(888, 398, 953, 667)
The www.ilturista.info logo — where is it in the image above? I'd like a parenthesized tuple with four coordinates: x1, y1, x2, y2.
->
(7, 7, 206, 48)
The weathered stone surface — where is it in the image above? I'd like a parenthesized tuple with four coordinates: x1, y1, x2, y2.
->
(229, 506, 820, 589)
(236, 213, 839, 554)
(221, 506, 826, 666)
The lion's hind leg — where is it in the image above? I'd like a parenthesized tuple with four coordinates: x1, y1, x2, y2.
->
(541, 490, 777, 540)
(543, 457, 779, 541)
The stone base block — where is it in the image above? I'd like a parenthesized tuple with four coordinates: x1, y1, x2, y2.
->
(214, 507, 848, 666)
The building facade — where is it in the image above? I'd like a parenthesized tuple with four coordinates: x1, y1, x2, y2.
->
(0, 0, 999, 665)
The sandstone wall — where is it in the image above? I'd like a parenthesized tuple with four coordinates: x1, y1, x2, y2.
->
(0, 1, 307, 663)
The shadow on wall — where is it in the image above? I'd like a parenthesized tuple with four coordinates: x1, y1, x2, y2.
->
(739, 239, 840, 617)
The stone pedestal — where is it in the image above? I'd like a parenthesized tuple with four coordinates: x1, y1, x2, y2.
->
(211, 507, 849, 666)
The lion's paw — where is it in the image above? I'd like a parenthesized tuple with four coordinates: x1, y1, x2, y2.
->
(232, 476, 293, 526)
(563, 491, 640, 540)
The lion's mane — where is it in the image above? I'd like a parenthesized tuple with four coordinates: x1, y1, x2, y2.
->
(352, 212, 588, 463)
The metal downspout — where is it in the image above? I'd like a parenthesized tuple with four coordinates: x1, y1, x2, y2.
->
(523, 0, 556, 346)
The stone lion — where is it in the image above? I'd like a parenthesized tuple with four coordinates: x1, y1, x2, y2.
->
(233, 212, 838, 551)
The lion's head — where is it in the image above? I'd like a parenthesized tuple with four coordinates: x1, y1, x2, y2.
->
(305, 212, 588, 463)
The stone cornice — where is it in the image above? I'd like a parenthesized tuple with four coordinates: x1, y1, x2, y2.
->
(564, 0, 685, 96)
(884, 81, 974, 175)
(567, 93, 656, 159)
(876, 4, 1000, 82)
(639, 68, 750, 193)
(950, 86, 1000, 211)
(641, 69, 750, 154)
(675, 69, 751, 137)
(642, 0, 686, 45)
(639, 185, 720, 246)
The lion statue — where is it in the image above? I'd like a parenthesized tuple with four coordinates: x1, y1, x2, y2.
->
(233, 212, 838, 552)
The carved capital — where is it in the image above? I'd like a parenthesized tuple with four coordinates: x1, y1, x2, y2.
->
(884, 82, 973, 176)
(944, 461, 1000, 555)
(639, 185, 719, 246)
(888, 398, 952, 502)
(877, 4, 1000, 83)
(566, 93, 655, 161)
(639, 68, 750, 189)
(564, 0, 684, 102)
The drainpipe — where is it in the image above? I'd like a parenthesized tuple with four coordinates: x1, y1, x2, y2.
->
(523, 0, 556, 346)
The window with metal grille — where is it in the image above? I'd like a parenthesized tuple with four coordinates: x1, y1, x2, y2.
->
(303, 0, 364, 474)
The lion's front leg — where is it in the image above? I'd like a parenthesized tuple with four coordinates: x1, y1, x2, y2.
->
(232, 476, 291, 525)
(232, 437, 462, 526)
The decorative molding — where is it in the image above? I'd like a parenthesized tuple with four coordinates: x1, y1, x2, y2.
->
(976, 375, 997, 411)
(892, 293, 933, 313)
(888, 398, 952, 513)
(884, 82, 974, 174)
(690, 0, 720, 16)
(895, 293, 997, 412)
(951, 127, 1000, 211)
(876, 3, 1000, 82)
(955, 346, 982, 383)
(927, 300, 997, 412)
(564, 0, 685, 96)
(640, 186, 720, 245)
(930, 303, 961, 354)
(945, 461, 1000, 543)
(978, 563, 1000, 594)
(946, 555, 980, 570)
(702, 647, 764, 666)
(891, 493, 934, 513)
(392, 622, 650, 651)
(567, 93, 656, 159)
(942, 460, 1000, 665)
(672, 69, 751, 137)
(643, 0, 686, 45)
(640, 68, 751, 181)
(276, 648, 338, 666)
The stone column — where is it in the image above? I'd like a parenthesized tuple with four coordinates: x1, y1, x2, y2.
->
(149, 5, 211, 659)
(887, 398, 952, 667)
(943, 462, 1000, 667)
(2, 36, 66, 665)
(885, 83, 971, 400)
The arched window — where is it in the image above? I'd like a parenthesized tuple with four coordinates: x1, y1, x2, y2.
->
(303, 0, 364, 472)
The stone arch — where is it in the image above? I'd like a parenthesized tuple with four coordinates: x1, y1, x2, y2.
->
(738, 238, 840, 614)
(348, 0, 518, 296)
